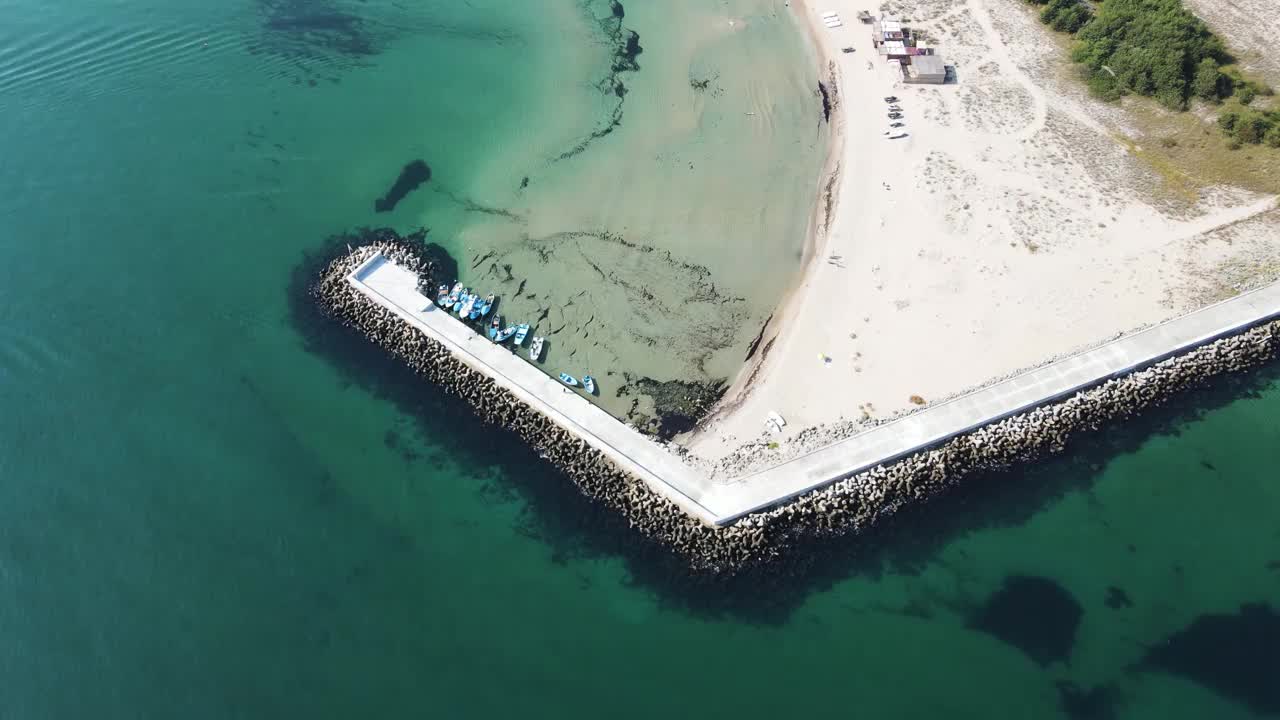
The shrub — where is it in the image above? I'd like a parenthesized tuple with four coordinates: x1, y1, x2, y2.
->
(1086, 70, 1124, 101)
(1192, 58, 1225, 101)
(1266, 126, 1280, 148)
(1218, 110, 1240, 133)
(1040, 0, 1092, 33)
(1236, 84, 1257, 106)
(1233, 112, 1274, 144)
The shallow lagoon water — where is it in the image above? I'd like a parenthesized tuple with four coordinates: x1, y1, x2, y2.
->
(1, 0, 1278, 718)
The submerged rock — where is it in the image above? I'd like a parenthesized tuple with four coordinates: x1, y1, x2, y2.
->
(1142, 603, 1280, 715)
(375, 159, 431, 213)
(968, 575, 1082, 666)
(1055, 681, 1121, 720)
(627, 376, 726, 439)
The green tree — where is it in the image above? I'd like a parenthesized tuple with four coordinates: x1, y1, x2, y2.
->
(1071, 0, 1226, 109)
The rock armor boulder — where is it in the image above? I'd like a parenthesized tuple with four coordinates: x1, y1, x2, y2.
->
(314, 242, 1280, 576)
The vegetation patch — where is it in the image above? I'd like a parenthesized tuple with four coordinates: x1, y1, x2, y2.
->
(1025, 0, 1277, 146)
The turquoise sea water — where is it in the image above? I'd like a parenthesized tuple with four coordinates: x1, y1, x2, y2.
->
(1, 0, 1278, 718)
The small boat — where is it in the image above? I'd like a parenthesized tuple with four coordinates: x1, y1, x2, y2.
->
(468, 297, 484, 321)
(444, 282, 462, 309)
(435, 284, 449, 306)
(559, 373, 578, 387)
(488, 315, 501, 340)
(481, 293, 495, 316)
(457, 292, 476, 318)
(529, 336, 544, 361)
(513, 323, 530, 346)
(494, 325, 518, 343)
(582, 375, 596, 394)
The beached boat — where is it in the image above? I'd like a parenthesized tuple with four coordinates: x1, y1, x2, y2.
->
(559, 373, 578, 387)
(529, 336, 544, 361)
(582, 375, 596, 394)
(513, 323, 530, 346)
(481, 293, 495, 316)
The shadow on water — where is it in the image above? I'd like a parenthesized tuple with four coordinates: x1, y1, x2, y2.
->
(289, 232, 1280, 626)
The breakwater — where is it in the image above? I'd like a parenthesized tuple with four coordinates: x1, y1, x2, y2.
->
(312, 239, 1280, 575)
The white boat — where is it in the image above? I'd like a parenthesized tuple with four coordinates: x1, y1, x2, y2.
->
(513, 323, 530, 346)
(457, 293, 475, 318)
(582, 375, 596, 395)
(529, 336, 544, 361)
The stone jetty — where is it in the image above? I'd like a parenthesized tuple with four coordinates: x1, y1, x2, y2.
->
(312, 239, 1280, 575)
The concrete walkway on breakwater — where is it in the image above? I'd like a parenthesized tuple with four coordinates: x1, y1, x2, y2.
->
(348, 253, 722, 524)
(350, 253, 1280, 526)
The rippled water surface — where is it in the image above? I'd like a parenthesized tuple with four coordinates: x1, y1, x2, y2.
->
(1, 0, 1278, 718)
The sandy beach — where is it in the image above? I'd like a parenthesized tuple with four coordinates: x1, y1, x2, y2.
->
(685, 0, 1280, 465)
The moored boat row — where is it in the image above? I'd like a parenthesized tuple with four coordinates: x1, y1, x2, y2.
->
(434, 280, 595, 394)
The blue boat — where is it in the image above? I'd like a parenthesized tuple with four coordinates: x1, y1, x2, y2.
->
(443, 282, 462, 310)
(582, 375, 596, 395)
(457, 292, 475, 318)
(481, 293, 496, 316)
(559, 373, 578, 387)
(513, 323, 530, 346)
(494, 325, 518, 343)
(488, 315, 501, 340)
(469, 296, 485, 321)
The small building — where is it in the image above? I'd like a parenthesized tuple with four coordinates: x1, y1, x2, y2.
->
(871, 16, 907, 46)
(903, 54, 947, 84)
(880, 40, 908, 58)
